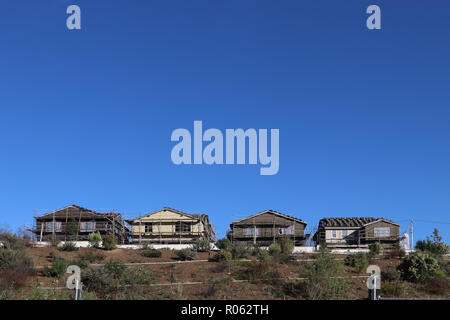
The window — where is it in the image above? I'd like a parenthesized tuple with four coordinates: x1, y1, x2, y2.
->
(144, 223, 153, 233)
(374, 227, 390, 238)
(46, 222, 62, 232)
(244, 227, 259, 236)
(80, 221, 96, 232)
(332, 230, 337, 238)
(280, 225, 294, 235)
(175, 222, 191, 232)
(342, 230, 348, 237)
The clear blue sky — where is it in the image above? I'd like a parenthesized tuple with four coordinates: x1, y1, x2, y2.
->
(1, 1, 449, 244)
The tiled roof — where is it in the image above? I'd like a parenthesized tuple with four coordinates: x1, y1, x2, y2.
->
(233, 210, 307, 225)
(318, 217, 393, 228)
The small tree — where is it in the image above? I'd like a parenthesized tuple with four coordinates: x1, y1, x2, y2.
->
(88, 232, 102, 248)
(177, 248, 197, 261)
(102, 234, 117, 251)
(416, 229, 449, 257)
(192, 239, 211, 252)
(65, 220, 78, 237)
(369, 242, 383, 256)
(216, 238, 232, 251)
(301, 247, 349, 299)
(397, 251, 440, 283)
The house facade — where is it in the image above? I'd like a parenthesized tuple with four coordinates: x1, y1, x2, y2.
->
(126, 207, 216, 244)
(228, 210, 309, 246)
(31, 204, 130, 243)
(313, 217, 400, 248)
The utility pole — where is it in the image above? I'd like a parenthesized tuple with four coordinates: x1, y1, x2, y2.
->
(410, 219, 414, 250)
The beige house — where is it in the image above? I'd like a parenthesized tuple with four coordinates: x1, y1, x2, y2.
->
(126, 207, 216, 244)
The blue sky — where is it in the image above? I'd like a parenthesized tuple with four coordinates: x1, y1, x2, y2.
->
(0, 1, 449, 244)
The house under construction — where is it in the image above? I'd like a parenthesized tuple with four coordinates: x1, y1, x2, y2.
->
(31, 204, 130, 244)
(125, 207, 216, 244)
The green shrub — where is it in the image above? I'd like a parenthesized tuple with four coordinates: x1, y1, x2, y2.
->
(381, 268, 401, 282)
(192, 239, 211, 252)
(344, 253, 370, 273)
(300, 247, 349, 300)
(268, 243, 281, 257)
(239, 260, 281, 284)
(257, 250, 271, 262)
(216, 238, 232, 251)
(104, 260, 127, 279)
(416, 229, 449, 257)
(397, 251, 440, 283)
(277, 237, 294, 255)
(42, 256, 69, 278)
(230, 243, 251, 260)
(88, 232, 102, 248)
(141, 250, 162, 258)
(65, 221, 78, 236)
(82, 267, 117, 295)
(102, 235, 117, 251)
(369, 242, 383, 256)
(177, 248, 197, 261)
(0, 247, 34, 270)
(213, 250, 232, 262)
(60, 242, 78, 252)
(354, 253, 370, 273)
(0, 233, 28, 251)
(124, 266, 153, 285)
(380, 281, 405, 297)
(438, 259, 450, 276)
(70, 251, 105, 269)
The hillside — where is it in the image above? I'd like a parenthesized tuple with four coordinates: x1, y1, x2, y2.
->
(1, 245, 449, 300)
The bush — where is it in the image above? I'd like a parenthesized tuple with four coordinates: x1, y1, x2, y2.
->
(141, 250, 162, 258)
(65, 221, 78, 236)
(344, 253, 370, 273)
(230, 243, 251, 260)
(104, 260, 127, 279)
(88, 232, 102, 248)
(177, 248, 197, 261)
(277, 237, 294, 255)
(369, 242, 383, 256)
(192, 239, 211, 252)
(300, 247, 349, 300)
(416, 229, 449, 257)
(72, 251, 105, 269)
(82, 267, 117, 295)
(124, 266, 153, 286)
(381, 268, 401, 282)
(268, 243, 281, 257)
(397, 251, 440, 283)
(0, 233, 28, 251)
(213, 250, 232, 262)
(380, 281, 405, 297)
(438, 259, 450, 276)
(42, 256, 69, 278)
(216, 238, 232, 251)
(239, 260, 281, 284)
(257, 250, 271, 262)
(0, 247, 34, 270)
(0, 232, 35, 290)
(60, 242, 78, 252)
(102, 235, 117, 251)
